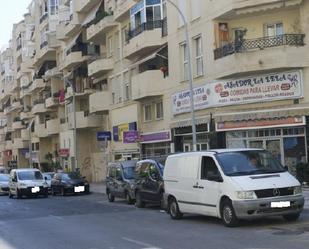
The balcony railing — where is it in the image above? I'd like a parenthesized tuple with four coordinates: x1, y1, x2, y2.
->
(40, 40, 48, 49)
(127, 19, 166, 41)
(214, 34, 305, 60)
(66, 43, 100, 56)
(87, 10, 113, 27)
(40, 13, 48, 24)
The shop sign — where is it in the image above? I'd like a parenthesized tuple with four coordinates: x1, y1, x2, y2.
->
(123, 131, 139, 144)
(113, 122, 137, 142)
(140, 131, 171, 144)
(97, 131, 111, 141)
(59, 148, 70, 157)
(31, 152, 39, 163)
(172, 70, 303, 115)
(216, 116, 305, 131)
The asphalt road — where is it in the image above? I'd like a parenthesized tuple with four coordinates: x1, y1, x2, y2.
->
(0, 193, 308, 249)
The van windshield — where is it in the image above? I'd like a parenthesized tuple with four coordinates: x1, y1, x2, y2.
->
(18, 171, 43, 181)
(123, 167, 135, 180)
(215, 150, 285, 176)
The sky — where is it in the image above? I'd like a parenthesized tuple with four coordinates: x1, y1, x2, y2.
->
(0, 0, 32, 50)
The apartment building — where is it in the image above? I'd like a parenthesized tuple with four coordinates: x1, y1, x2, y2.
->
(0, 0, 308, 181)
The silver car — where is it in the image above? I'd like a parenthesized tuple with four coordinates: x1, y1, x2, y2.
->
(0, 174, 10, 195)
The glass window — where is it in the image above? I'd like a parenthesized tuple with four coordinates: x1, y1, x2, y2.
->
(201, 156, 220, 180)
(284, 137, 306, 172)
(144, 104, 152, 121)
(0, 174, 9, 181)
(180, 43, 188, 81)
(123, 167, 134, 180)
(49, 0, 59, 15)
(107, 36, 113, 57)
(155, 101, 163, 119)
(18, 171, 43, 180)
(194, 36, 203, 76)
(265, 22, 283, 36)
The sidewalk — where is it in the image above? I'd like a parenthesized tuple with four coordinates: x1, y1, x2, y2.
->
(90, 182, 106, 194)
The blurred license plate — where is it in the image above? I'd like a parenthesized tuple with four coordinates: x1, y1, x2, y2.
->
(271, 201, 290, 208)
(74, 186, 85, 193)
(31, 187, 40, 193)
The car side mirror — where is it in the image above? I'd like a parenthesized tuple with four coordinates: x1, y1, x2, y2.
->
(44, 176, 48, 181)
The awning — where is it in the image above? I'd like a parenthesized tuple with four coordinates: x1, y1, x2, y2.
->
(214, 103, 309, 122)
(170, 116, 210, 129)
(82, 2, 102, 27)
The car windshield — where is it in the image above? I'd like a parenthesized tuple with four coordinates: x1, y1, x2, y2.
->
(62, 172, 82, 180)
(0, 174, 9, 182)
(123, 167, 134, 179)
(215, 150, 285, 176)
(18, 171, 43, 181)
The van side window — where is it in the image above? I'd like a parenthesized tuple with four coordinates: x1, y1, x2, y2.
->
(115, 167, 122, 179)
(201, 156, 220, 180)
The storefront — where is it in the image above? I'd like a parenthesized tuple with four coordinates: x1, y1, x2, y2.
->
(140, 130, 171, 159)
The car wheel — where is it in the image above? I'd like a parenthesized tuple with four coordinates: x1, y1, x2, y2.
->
(16, 189, 22, 199)
(61, 187, 66, 197)
(221, 200, 239, 227)
(107, 190, 115, 202)
(169, 197, 183, 220)
(283, 213, 301, 221)
(125, 192, 134, 205)
(135, 191, 145, 208)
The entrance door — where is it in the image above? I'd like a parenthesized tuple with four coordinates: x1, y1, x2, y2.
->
(183, 143, 191, 152)
(266, 139, 282, 163)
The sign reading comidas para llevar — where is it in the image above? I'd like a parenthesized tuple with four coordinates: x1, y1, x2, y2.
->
(172, 71, 303, 115)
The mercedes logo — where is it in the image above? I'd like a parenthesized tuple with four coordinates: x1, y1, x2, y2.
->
(273, 188, 280, 196)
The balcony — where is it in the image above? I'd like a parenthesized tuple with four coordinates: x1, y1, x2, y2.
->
(44, 67, 62, 80)
(46, 119, 60, 135)
(12, 120, 25, 130)
(13, 138, 28, 149)
(68, 111, 103, 129)
(4, 101, 22, 115)
(35, 123, 48, 138)
(87, 15, 117, 43)
(89, 91, 111, 113)
(114, 0, 136, 21)
(5, 141, 13, 150)
(212, 34, 306, 78)
(32, 101, 47, 115)
(131, 70, 165, 100)
(20, 111, 32, 120)
(21, 129, 30, 140)
(74, 0, 101, 13)
(30, 78, 46, 93)
(88, 57, 113, 77)
(45, 96, 59, 108)
(124, 20, 167, 59)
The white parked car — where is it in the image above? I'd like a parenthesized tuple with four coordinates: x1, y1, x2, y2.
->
(9, 169, 49, 199)
(0, 174, 10, 195)
(163, 149, 304, 227)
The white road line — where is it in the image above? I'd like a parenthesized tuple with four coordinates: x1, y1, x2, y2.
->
(122, 237, 161, 249)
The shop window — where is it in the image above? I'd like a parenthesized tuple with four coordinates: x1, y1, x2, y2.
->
(144, 104, 152, 122)
(284, 137, 306, 172)
(155, 101, 163, 119)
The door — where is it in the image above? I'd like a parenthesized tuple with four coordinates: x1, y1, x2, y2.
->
(197, 156, 222, 216)
(145, 162, 161, 202)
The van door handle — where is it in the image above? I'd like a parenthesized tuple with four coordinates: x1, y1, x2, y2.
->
(198, 186, 204, 189)
(193, 185, 199, 188)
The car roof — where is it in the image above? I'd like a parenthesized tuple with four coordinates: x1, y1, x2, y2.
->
(12, 168, 41, 172)
(167, 148, 265, 158)
(109, 160, 137, 168)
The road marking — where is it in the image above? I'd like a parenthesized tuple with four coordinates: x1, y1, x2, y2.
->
(122, 237, 161, 249)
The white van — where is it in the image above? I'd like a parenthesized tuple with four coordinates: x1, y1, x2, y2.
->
(9, 169, 49, 198)
(163, 149, 304, 227)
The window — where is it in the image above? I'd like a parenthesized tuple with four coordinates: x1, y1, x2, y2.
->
(194, 36, 203, 76)
(265, 22, 283, 37)
(144, 104, 152, 122)
(121, 26, 128, 47)
(201, 156, 220, 180)
(155, 101, 163, 119)
(49, 0, 59, 15)
(114, 32, 120, 60)
(107, 36, 113, 57)
(180, 42, 188, 81)
(125, 84, 130, 100)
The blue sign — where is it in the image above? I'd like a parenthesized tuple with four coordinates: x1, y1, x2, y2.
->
(97, 131, 111, 141)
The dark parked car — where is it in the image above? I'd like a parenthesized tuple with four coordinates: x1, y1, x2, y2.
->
(106, 160, 137, 204)
(134, 159, 164, 208)
(51, 172, 90, 196)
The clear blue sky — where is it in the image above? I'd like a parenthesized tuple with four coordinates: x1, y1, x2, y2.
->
(0, 0, 32, 49)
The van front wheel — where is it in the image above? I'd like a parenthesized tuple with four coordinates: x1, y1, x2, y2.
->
(221, 200, 239, 227)
(169, 198, 183, 220)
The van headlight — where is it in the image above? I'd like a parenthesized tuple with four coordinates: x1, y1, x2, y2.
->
(294, 186, 302, 195)
(236, 191, 256, 200)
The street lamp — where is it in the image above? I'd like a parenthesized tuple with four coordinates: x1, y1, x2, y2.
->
(165, 0, 197, 151)
(64, 76, 77, 171)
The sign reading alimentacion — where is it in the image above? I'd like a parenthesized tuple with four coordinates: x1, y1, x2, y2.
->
(172, 70, 303, 115)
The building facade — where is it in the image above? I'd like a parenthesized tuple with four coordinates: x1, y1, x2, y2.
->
(0, 0, 308, 181)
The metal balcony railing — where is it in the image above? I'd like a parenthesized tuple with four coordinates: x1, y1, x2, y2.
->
(127, 19, 167, 41)
(214, 34, 305, 60)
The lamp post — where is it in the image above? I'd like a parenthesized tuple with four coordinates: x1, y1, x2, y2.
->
(64, 77, 77, 171)
(165, 0, 197, 151)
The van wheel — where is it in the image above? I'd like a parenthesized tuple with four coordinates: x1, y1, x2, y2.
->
(135, 192, 145, 208)
(107, 190, 115, 202)
(169, 198, 183, 220)
(221, 200, 239, 227)
(125, 192, 134, 205)
(283, 213, 301, 221)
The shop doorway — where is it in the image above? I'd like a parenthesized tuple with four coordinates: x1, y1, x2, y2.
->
(183, 143, 191, 152)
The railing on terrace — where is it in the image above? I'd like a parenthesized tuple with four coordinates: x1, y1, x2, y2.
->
(66, 43, 100, 56)
(87, 10, 113, 27)
(214, 34, 305, 60)
(127, 19, 167, 41)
